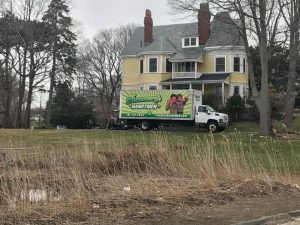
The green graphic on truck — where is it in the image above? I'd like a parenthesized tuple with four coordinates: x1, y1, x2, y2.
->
(120, 90, 193, 119)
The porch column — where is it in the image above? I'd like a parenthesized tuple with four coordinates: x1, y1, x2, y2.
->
(222, 82, 225, 106)
(195, 62, 197, 78)
(189, 83, 192, 90)
(202, 83, 205, 94)
(170, 84, 173, 90)
(172, 63, 175, 79)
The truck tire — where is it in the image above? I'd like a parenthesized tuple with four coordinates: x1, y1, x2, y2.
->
(141, 121, 151, 131)
(207, 121, 219, 132)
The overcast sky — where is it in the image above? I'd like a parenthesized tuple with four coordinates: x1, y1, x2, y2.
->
(70, 0, 190, 39)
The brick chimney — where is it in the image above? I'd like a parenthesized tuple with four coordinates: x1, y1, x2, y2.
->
(198, 3, 211, 45)
(144, 9, 153, 45)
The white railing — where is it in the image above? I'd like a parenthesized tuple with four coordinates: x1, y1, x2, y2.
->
(172, 72, 202, 79)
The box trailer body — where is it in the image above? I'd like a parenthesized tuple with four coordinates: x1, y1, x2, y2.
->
(119, 90, 228, 132)
(120, 89, 202, 121)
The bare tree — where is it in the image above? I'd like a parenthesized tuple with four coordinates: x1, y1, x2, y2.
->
(12, 0, 50, 128)
(167, 0, 282, 136)
(77, 25, 135, 123)
(279, 0, 300, 132)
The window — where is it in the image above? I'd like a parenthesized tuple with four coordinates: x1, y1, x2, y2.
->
(180, 62, 195, 72)
(234, 86, 240, 95)
(198, 106, 206, 113)
(243, 58, 246, 73)
(140, 59, 144, 74)
(216, 57, 225, 72)
(234, 57, 240, 72)
(191, 38, 197, 46)
(149, 85, 157, 90)
(183, 37, 198, 47)
(149, 58, 157, 72)
(184, 38, 190, 46)
(166, 58, 172, 72)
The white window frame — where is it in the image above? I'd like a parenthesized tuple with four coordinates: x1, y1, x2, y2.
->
(182, 37, 199, 48)
(215, 55, 226, 72)
(148, 84, 158, 90)
(165, 58, 172, 73)
(233, 56, 241, 72)
(230, 83, 244, 97)
(139, 59, 144, 74)
(148, 57, 158, 73)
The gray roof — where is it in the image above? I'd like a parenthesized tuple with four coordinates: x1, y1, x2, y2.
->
(206, 12, 244, 47)
(121, 23, 200, 57)
(161, 73, 231, 83)
(121, 12, 244, 58)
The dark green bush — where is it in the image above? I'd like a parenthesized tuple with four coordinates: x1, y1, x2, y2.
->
(202, 93, 221, 109)
(226, 95, 245, 121)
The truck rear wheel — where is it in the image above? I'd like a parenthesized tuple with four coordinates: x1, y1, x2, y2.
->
(207, 121, 219, 132)
(141, 121, 151, 131)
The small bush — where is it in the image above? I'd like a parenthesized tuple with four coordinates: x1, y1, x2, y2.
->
(226, 95, 245, 121)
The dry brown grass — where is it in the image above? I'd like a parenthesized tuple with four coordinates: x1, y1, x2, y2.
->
(0, 132, 298, 224)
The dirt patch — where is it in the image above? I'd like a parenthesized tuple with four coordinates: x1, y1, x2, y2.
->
(84, 179, 300, 225)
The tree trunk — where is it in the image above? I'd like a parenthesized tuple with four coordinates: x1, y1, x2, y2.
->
(257, 2, 271, 136)
(24, 75, 34, 128)
(284, 49, 298, 131)
(16, 48, 28, 128)
(283, 5, 300, 131)
(2, 49, 12, 128)
(45, 53, 56, 128)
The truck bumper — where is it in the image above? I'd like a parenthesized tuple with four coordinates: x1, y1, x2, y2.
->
(218, 122, 228, 127)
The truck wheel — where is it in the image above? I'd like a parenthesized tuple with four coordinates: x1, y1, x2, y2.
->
(141, 121, 151, 131)
(207, 121, 219, 132)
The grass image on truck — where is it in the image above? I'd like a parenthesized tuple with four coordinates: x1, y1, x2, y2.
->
(119, 90, 228, 132)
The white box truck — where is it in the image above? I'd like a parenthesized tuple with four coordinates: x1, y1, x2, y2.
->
(119, 89, 228, 132)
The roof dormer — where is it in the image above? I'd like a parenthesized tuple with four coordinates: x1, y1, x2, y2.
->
(182, 37, 199, 48)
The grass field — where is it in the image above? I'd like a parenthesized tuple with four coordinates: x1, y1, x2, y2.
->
(0, 117, 300, 224)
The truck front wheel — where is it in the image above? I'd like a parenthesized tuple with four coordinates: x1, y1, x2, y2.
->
(141, 121, 151, 131)
(207, 121, 219, 132)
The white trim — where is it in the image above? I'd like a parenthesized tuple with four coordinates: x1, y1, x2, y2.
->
(161, 80, 230, 85)
(169, 58, 200, 63)
(230, 83, 245, 97)
(233, 56, 241, 72)
(139, 58, 144, 74)
(205, 46, 245, 51)
(147, 83, 159, 90)
(136, 51, 175, 57)
(215, 55, 226, 73)
(148, 57, 158, 73)
(121, 55, 137, 58)
(182, 37, 199, 48)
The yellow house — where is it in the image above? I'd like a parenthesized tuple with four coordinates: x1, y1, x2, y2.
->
(121, 3, 248, 106)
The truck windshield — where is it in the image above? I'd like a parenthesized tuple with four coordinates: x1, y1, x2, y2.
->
(206, 106, 216, 112)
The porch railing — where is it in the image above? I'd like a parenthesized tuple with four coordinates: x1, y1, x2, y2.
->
(172, 72, 202, 79)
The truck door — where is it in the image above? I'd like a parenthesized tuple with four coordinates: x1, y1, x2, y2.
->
(195, 105, 209, 124)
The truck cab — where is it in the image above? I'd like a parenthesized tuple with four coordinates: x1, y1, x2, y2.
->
(195, 105, 229, 132)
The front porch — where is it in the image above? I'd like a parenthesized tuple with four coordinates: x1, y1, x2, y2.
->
(161, 73, 232, 106)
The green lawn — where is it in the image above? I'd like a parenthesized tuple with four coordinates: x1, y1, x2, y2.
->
(0, 114, 300, 172)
